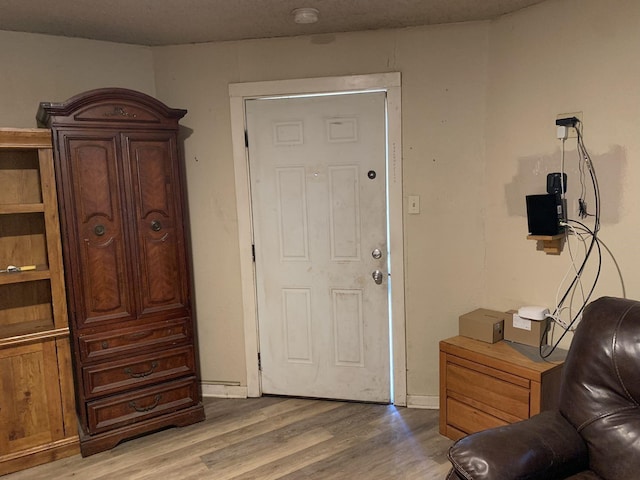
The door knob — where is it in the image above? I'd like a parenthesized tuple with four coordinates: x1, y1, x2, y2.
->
(371, 248, 382, 259)
(372, 270, 384, 285)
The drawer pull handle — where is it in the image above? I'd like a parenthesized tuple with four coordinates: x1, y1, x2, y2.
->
(101, 341, 109, 349)
(125, 331, 153, 341)
(124, 361, 158, 378)
(129, 394, 162, 413)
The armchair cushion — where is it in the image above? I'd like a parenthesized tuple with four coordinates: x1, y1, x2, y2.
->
(447, 410, 589, 480)
(558, 297, 640, 479)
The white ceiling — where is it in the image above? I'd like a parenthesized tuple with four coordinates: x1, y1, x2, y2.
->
(0, 0, 547, 46)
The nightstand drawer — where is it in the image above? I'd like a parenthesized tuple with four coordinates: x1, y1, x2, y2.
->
(86, 377, 199, 434)
(79, 317, 191, 362)
(82, 345, 196, 398)
(447, 362, 530, 419)
(447, 397, 509, 434)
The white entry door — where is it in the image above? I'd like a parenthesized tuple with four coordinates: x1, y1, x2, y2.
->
(246, 92, 390, 402)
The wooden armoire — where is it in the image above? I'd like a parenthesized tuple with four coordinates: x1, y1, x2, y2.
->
(37, 88, 205, 456)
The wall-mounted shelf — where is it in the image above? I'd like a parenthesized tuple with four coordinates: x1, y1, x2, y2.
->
(527, 233, 565, 254)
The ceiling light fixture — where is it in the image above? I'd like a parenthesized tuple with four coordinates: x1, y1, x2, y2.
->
(292, 7, 319, 24)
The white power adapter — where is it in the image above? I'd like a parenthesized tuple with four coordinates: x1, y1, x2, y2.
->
(518, 305, 550, 321)
(556, 125, 568, 140)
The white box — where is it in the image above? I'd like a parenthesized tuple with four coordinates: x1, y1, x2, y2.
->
(504, 312, 548, 347)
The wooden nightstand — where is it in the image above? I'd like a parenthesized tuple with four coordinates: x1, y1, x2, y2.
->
(439, 336, 564, 441)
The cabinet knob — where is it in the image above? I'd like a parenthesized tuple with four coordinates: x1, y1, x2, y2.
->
(94, 225, 106, 236)
(151, 220, 162, 232)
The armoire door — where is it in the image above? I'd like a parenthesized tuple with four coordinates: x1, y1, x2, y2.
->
(123, 132, 190, 319)
(58, 132, 136, 329)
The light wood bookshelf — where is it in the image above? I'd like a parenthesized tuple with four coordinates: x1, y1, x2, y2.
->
(0, 128, 79, 475)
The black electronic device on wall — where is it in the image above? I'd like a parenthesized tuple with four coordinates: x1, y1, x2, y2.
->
(547, 172, 567, 195)
(526, 194, 561, 236)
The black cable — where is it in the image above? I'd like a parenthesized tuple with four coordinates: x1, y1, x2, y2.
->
(577, 125, 600, 231)
(544, 220, 597, 333)
(541, 221, 602, 358)
(540, 120, 602, 358)
(576, 123, 588, 217)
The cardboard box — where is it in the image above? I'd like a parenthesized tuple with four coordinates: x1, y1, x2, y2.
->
(458, 308, 506, 343)
(504, 311, 549, 347)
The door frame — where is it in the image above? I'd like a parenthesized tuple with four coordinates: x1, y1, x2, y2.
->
(229, 72, 406, 405)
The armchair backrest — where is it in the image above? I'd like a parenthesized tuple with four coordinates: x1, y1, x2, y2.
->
(558, 296, 640, 479)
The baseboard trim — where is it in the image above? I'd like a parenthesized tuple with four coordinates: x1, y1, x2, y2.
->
(201, 383, 248, 398)
(199, 385, 436, 406)
(0, 436, 79, 476)
(406, 395, 439, 409)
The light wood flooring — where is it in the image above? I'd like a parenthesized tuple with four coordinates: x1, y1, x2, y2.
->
(4, 396, 453, 479)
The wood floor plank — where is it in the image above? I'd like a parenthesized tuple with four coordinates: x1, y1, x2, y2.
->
(92, 399, 344, 480)
(2, 397, 317, 480)
(197, 402, 382, 479)
(2, 397, 454, 479)
(231, 418, 383, 479)
(276, 404, 452, 479)
(202, 427, 334, 480)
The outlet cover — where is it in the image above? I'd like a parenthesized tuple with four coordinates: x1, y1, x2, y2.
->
(556, 111, 583, 138)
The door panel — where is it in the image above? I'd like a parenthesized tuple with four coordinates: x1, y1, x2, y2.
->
(329, 165, 360, 260)
(247, 92, 389, 402)
(63, 134, 135, 327)
(333, 289, 364, 366)
(125, 134, 189, 316)
(276, 167, 309, 260)
(282, 288, 312, 363)
(0, 340, 65, 455)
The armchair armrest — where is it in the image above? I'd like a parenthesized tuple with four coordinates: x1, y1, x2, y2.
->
(447, 411, 588, 480)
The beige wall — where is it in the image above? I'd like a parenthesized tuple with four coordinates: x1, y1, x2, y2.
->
(1, 0, 636, 401)
(484, 0, 640, 350)
(151, 23, 490, 398)
(0, 30, 155, 127)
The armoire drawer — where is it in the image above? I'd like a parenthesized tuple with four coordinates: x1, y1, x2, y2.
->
(86, 377, 199, 434)
(82, 345, 196, 399)
(78, 317, 191, 362)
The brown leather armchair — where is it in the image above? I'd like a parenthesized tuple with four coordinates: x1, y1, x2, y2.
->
(446, 297, 640, 480)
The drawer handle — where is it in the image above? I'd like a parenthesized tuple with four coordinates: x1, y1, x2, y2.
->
(101, 341, 109, 349)
(129, 394, 162, 413)
(125, 331, 153, 341)
(124, 361, 158, 378)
